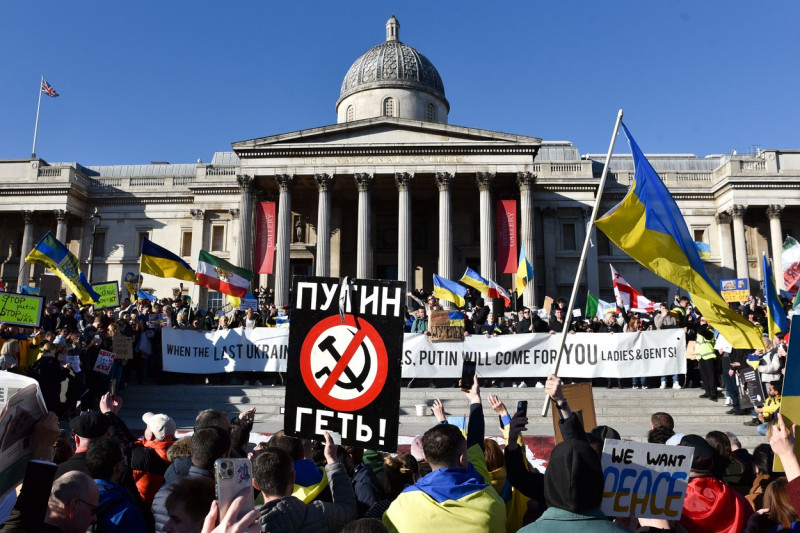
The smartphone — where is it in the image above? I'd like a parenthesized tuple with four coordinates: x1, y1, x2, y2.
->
(110, 378, 116, 397)
(516, 400, 528, 418)
(460, 359, 477, 391)
(214, 458, 255, 520)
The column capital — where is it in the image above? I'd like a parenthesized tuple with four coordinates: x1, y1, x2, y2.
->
(475, 172, 495, 192)
(731, 204, 747, 219)
(516, 171, 537, 191)
(395, 172, 414, 191)
(314, 173, 336, 192)
(54, 209, 70, 222)
(274, 174, 295, 192)
(767, 204, 784, 220)
(581, 206, 592, 220)
(21, 210, 34, 223)
(229, 208, 240, 220)
(236, 174, 254, 192)
(540, 206, 558, 217)
(354, 173, 374, 192)
(715, 211, 732, 225)
(435, 172, 454, 191)
(190, 208, 205, 220)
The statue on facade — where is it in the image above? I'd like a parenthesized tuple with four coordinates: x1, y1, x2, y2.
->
(295, 218, 304, 243)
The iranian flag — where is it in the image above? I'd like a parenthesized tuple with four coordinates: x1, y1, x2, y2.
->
(196, 250, 253, 297)
(610, 264, 656, 313)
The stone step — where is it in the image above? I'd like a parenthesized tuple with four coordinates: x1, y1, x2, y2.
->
(116, 382, 767, 451)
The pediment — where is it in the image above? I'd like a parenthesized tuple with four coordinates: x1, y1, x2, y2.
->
(232, 117, 540, 157)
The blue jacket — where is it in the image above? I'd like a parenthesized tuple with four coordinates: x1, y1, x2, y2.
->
(95, 478, 146, 533)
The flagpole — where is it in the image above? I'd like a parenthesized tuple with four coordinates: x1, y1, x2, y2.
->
(541, 109, 624, 417)
(32, 76, 43, 158)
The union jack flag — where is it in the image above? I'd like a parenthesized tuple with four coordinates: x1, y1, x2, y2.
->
(41, 78, 59, 97)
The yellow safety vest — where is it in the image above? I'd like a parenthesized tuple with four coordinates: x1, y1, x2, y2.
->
(696, 334, 716, 360)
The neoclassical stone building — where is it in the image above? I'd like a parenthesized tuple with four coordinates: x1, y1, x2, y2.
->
(2, 16, 799, 310)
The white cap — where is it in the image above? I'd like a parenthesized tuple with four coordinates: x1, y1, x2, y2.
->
(142, 412, 176, 441)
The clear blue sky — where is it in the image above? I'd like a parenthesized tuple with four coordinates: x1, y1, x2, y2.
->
(2, 1, 798, 165)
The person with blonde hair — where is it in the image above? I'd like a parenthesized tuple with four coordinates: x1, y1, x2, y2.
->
(0, 338, 19, 370)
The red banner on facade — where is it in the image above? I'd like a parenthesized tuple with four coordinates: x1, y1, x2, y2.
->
(496, 199, 517, 274)
(255, 201, 276, 274)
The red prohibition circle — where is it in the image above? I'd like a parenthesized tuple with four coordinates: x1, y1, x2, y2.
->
(300, 314, 388, 412)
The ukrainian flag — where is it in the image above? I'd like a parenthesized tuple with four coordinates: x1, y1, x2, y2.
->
(763, 253, 788, 339)
(694, 241, 711, 260)
(25, 232, 100, 304)
(460, 267, 489, 296)
(516, 243, 534, 293)
(449, 311, 465, 327)
(595, 123, 763, 349)
(140, 238, 196, 282)
(433, 274, 466, 308)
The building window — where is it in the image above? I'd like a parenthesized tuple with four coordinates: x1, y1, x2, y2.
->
(425, 103, 435, 122)
(211, 225, 225, 252)
(346, 105, 354, 122)
(93, 231, 106, 258)
(207, 291, 223, 312)
(693, 228, 707, 242)
(562, 223, 576, 251)
(596, 231, 611, 256)
(137, 231, 151, 255)
(382, 97, 395, 117)
(181, 231, 192, 257)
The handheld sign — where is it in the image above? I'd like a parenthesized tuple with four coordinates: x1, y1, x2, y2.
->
(428, 310, 465, 342)
(0, 293, 44, 328)
(91, 281, 120, 309)
(285, 276, 405, 451)
(93, 349, 116, 375)
(601, 439, 693, 520)
(113, 335, 134, 360)
(720, 278, 749, 303)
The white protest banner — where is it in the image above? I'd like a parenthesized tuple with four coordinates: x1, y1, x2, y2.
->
(601, 439, 693, 519)
(162, 327, 289, 373)
(162, 328, 685, 377)
(93, 349, 116, 375)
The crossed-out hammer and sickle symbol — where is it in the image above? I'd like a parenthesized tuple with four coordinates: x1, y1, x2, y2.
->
(314, 331, 371, 392)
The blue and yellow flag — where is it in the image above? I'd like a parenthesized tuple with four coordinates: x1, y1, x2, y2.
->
(449, 311, 465, 327)
(694, 241, 711, 260)
(141, 238, 196, 282)
(459, 267, 489, 296)
(595, 123, 762, 349)
(433, 274, 466, 308)
(516, 243, 534, 293)
(25, 232, 100, 304)
(763, 254, 788, 339)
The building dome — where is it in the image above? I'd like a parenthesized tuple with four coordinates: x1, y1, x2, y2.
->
(336, 16, 449, 124)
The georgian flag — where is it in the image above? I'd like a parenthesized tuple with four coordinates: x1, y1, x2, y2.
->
(610, 264, 656, 313)
(487, 279, 511, 307)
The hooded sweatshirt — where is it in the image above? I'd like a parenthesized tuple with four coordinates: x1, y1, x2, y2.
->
(679, 476, 753, 533)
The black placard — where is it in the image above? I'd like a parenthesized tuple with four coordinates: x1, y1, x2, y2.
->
(285, 276, 405, 451)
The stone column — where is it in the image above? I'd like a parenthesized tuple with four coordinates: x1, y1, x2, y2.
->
(54, 209, 69, 243)
(395, 172, 414, 291)
(18, 210, 34, 289)
(517, 172, 537, 307)
(354, 173, 374, 279)
(716, 212, 735, 278)
(274, 174, 295, 307)
(731, 204, 748, 279)
(476, 172, 496, 283)
(314, 173, 336, 277)
(767, 205, 785, 289)
(436, 172, 454, 308)
(541, 207, 558, 298)
(228, 208, 241, 272)
(236, 175, 255, 275)
(583, 207, 600, 297)
(190, 209, 207, 303)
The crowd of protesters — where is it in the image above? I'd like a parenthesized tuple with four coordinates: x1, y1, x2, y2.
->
(3, 373, 800, 532)
(0, 284, 797, 531)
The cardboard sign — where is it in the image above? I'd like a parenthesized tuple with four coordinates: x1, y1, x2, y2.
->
(38, 275, 62, 307)
(428, 310, 465, 342)
(601, 439, 693, 519)
(720, 278, 749, 303)
(285, 276, 405, 451)
(543, 296, 553, 316)
(113, 335, 134, 360)
(93, 349, 116, 375)
(0, 293, 44, 328)
(552, 382, 597, 444)
(92, 281, 120, 309)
